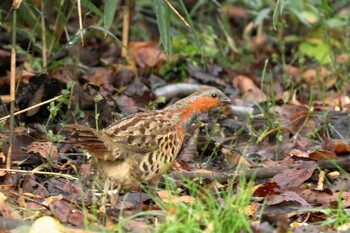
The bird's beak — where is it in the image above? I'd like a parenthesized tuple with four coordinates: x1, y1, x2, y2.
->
(221, 96, 232, 104)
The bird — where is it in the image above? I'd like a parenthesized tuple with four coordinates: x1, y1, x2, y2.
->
(64, 87, 231, 190)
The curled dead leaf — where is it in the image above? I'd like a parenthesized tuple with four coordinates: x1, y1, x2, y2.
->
(323, 139, 350, 154)
(309, 149, 337, 161)
(26, 141, 58, 161)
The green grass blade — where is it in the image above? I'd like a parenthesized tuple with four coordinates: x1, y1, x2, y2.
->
(154, 0, 171, 54)
(104, 0, 119, 37)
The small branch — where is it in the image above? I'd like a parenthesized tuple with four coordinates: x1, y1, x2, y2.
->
(77, 0, 84, 46)
(164, 0, 191, 28)
(41, 0, 47, 73)
(7, 7, 18, 170)
(121, 1, 130, 57)
(0, 168, 78, 180)
(0, 95, 63, 122)
(170, 157, 350, 183)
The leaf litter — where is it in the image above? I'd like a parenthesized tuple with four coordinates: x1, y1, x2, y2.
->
(0, 1, 350, 232)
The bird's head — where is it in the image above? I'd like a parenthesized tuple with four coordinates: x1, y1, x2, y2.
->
(167, 87, 231, 113)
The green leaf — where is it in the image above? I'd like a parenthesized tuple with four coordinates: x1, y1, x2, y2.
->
(178, 0, 202, 56)
(104, 0, 119, 37)
(272, 0, 286, 30)
(154, 0, 171, 54)
(299, 41, 331, 64)
(288, 8, 310, 27)
(81, 0, 103, 18)
(254, 8, 271, 27)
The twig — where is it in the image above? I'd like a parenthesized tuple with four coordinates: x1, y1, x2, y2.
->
(0, 95, 63, 122)
(121, 1, 130, 57)
(41, 0, 47, 73)
(170, 157, 350, 183)
(77, 0, 84, 45)
(0, 168, 78, 180)
(7, 6, 18, 170)
(164, 0, 191, 28)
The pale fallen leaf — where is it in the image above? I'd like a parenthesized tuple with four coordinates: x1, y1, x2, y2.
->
(42, 195, 63, 206)
(157, 190, 195, 204)
(0, 192, 22, 219)
(29, 216, 65, 233)
(192, 169, 214, 174)
(0, 152, 6, 164)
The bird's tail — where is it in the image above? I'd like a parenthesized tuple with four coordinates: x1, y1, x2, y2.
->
(63, 124, 106, 150)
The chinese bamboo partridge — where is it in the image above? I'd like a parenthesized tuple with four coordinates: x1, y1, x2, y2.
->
(64, 87, 231, 190)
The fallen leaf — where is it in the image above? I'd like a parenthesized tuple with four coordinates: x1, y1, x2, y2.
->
(232, 75, 266, 103)
(253, 182, 281, 198)
(308, 149, 337, 161)
(266, 190, 311, 207)
(157, 190, 195, 204)
(0, 192, 22, 219)
(323, 139, 350, 154)
(272, 162, 316, 188)
(26, 141, 58, 161)
(302, 67, 334, 89)
(128, 41, 167, 68)
(29, 216, 65, 233)
(42, 195, 63, 206)
(299, 189, 334, 206)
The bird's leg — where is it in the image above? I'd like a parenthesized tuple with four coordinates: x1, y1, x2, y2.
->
(99, 178, 110, 213)
(109, 184, 121, 208)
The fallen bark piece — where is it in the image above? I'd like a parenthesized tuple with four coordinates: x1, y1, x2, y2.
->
(170, 157, 350, 183)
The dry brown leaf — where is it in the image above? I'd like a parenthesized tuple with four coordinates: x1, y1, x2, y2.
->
(0, 152, 6, 164)
(128, 41, 167, 69)
(191, 169, 214, 174)
(248, 35, 267, 50)
(0, 192, 22, 219)
(336, 53, 349, 63)
(246, 203, 258, 217)
(309, 149, 337, 161)
(232, 75, 266, 103)
(124, 219, 155, 233)
(224, 6, 248, 20)
(323, 139, 350, 154)
(299, 189, 334, 206)
(301, 67, 334, 89)
(324, 93, 350, 108)
(266, 190, 311, 207)
(26, 141, 58, 161)
(253, 182, 281, 198)
(42, 195, 63, 206)
(157, 190, 195, 204)
(272, 162, 316, 188)
(290, 111, 316, 134)
(289, 149, 309, 159)
(285, 65, 300, 77)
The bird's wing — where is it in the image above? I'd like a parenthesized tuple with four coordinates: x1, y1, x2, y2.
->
(64, 111, 180, 161)
(63, 124, 109, 154)
(102, 111, 178, 159)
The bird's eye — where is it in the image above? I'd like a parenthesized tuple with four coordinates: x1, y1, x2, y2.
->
(211, 93, 218, 98)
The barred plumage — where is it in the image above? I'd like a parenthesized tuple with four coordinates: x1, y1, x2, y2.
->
(64, 87, 231, 190)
